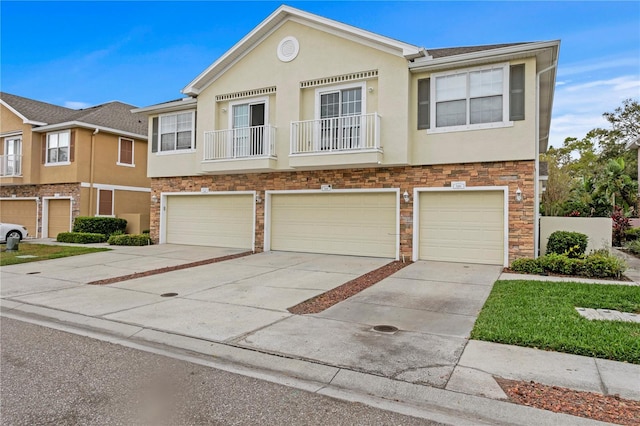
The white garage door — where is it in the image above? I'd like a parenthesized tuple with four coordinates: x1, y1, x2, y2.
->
(165, 194, 254, 249)
(418, 191, 504, 265)
(270, 192, 396, 258)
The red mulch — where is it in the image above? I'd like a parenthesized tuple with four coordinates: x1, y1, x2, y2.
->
(288, 260, 411, 314)
(496, 378, 640, 425)
(88, 251, 253, 285)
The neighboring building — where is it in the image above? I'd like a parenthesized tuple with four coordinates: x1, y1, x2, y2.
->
(135, 5, 559, 266)
(0, 93, 150, 238)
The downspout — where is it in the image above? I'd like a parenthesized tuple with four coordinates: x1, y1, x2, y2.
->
(88, 128, 99, 216)
(535, 61, 557, 258)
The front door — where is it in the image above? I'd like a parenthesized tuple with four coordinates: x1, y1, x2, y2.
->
(232, 102, 265, 157)
(319, 87, 362, 150)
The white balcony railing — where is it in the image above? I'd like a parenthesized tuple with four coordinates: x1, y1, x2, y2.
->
(0, 155, 22, 176)
(203, 125, 276, 161)
(291, 113, 380, 155)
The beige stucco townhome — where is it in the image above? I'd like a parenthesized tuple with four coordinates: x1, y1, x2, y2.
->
(134, 5, 559, 266)
(0, 93, 151, 238)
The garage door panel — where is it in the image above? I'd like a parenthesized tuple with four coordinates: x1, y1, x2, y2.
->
(419, 191, 504, 265)
(0, 200, 38, 237)
(270, 192, 396, 258)
(48, 199, 71, 238)
(166, 195, 253, 249)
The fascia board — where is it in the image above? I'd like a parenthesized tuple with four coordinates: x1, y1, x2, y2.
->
(31, 121, 148, 140)
(410, 40, 560, 72)
(131, 99, 197, 115)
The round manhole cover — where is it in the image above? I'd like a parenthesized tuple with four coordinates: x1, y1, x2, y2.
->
(373, 325, 399, 333)
(160, 292, 178, 297)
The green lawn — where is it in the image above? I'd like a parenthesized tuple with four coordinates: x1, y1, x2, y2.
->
(471, 280, 640, 364)
(0, 243, 110, 266)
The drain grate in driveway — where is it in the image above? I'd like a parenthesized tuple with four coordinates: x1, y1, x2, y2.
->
(372, 325, 399, 333)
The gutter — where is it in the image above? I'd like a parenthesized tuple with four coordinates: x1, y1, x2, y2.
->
(535, 60, 558, 258)
(31, 121, 147, 141)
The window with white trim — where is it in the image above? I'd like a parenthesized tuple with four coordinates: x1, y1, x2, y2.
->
(316, 83, 365, 150)
(46, 130, 70, 164)
(3, 136, 22, 175)
(418, 63, 526, 133)
(159, 112, 194, 152)
(118, 137, 134, 166)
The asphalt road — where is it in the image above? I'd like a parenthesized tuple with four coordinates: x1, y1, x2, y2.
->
(1, 318, 441, 425)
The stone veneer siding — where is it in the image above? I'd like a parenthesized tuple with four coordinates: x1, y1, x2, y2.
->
(0, 183, 81, 237)
(151, 160, 535, 264)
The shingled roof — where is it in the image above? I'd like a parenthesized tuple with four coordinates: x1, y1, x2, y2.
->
(0, 92, 147, 136)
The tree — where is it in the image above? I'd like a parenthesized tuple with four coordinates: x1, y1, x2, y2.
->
(541, 98, 639, 217)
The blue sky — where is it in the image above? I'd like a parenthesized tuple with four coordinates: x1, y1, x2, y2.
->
(1, 1, 639, 147)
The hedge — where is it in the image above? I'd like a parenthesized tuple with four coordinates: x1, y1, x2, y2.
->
(511, 251, 626, 279)
(56, 232, 107, 244)
(73, 217, 127, 237)
(107, 234, 153, 246)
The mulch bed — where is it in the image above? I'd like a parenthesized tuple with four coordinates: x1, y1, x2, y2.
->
(496, 378, 640, 425)
(88, 251, 253, 285)
(288, 260, 411, 315)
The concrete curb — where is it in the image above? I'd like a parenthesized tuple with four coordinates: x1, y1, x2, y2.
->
(1, 302, 610, 426)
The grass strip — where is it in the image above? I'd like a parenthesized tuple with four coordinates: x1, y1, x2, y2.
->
(0, 243, 110, 266)
(471, 280, 640, 364)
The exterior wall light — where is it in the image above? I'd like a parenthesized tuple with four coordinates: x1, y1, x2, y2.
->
(403, 191, 410, 203)
(151, 195, 159, 204)
(515, 188, 523, 202)
(255, 194, 262, 203)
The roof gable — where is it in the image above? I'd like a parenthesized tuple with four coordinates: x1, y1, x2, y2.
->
(182, 5, 425, 95)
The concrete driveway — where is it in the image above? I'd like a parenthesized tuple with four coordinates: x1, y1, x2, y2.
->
(2, 245, 501, 388)
(238, 261, 502, 387)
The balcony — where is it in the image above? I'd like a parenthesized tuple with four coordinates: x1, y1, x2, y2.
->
(202, 125, 277, 173)
(290, 113, 383, 168)
(0, 154, 22, 177)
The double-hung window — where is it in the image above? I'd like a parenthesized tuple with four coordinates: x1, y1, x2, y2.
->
(46, 130, 70, 164)
(159, 112, 194, 152)
(419, 63, 524, 132)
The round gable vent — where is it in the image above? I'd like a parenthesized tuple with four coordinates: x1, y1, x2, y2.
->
(277, 36, 299, 63)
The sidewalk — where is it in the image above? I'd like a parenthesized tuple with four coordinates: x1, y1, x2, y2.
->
(1, 248, 638, 425)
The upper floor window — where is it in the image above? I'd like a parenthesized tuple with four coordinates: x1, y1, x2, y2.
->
(46, 130, 70, 164)
(2, 136, 22, 176)
(118, 138, 134, 166)
(157, 112, 194, 153)
(418, 63, 525, 133)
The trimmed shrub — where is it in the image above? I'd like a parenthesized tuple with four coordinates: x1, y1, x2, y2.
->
(546, 231, 588, 258)
(582, 252, 626, 278)
(510, 258, 543, 274)
(56, 232, 107, 244)
(73, 217, 127, 237)
(107, 234, 152, 246)
(142, 229, 150, 234)
(538, 252, 578, 275)
(510, 251, 625, 279)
